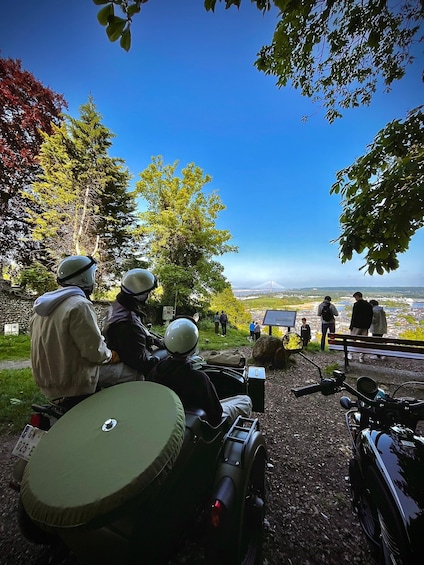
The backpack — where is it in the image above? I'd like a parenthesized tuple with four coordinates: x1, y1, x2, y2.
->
(321, 303, 333, 322)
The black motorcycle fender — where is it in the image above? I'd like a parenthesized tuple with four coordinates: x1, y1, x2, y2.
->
(208, 424, 266, 542)
(358, 427, 424, 548)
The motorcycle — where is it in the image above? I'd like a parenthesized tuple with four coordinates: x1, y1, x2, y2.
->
(284, 334, 424, 564)
(10, 333, 267, 564)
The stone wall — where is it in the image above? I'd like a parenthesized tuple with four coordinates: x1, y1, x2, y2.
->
(0, 291, 111, 335)
(0, 290, 162, 334)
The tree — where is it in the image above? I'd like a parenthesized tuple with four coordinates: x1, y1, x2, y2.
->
(209, 286, 251, 329)
(253, 0, 423, 122)
(18, 262, 57, 295)
(331, 107, 424, 275)
(25, 97, 138, 287)
(94, 1, 422, 119)
(400, 324, 424, 341)
(134, 156, 236, 310)
(92, 1, 423, 275)
(0, 56, 66, 270)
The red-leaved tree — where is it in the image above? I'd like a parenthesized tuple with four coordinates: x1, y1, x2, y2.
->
(0, 56, 67, 269)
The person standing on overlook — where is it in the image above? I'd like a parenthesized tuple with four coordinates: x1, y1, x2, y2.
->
(253, 321, 261, 341)
(219, 310, 228, 336)
(249, 321, 255, 341)
(213, 311, 220, 334)
(317, 296, 339, 351)
(349, 291, 374, 363)
(300, 317, 311, 347)
(369, 299, 388, 359)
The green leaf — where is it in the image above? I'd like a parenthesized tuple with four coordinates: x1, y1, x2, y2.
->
(120, 28, 131, 51)
(127, 4, 141, 17)
(107, 17, 127, 42)
(97, 4, 113, 26)
(92, 0, 110, 5)
(204, 0, 216, 12)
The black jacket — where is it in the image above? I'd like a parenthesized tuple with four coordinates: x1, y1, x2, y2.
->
(148, 356, 223, 426)
(350, 299, 373, 330)
(103, 293, 158, 376)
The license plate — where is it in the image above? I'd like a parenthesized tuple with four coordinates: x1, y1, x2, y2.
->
(12, 424, 46, 461)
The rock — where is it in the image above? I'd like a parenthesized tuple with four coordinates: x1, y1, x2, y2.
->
(273, 346, 292, 369)
(252, 335, 282, 363)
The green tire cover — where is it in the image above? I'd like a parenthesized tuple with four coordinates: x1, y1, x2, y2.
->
(21, 381, 185, 528)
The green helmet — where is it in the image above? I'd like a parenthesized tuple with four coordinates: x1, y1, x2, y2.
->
(164, 318, 199, 356)
(57, 256, 97, 291)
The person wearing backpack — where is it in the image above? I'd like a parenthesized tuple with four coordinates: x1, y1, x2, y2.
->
(219, 310, 228, 336)
(317, 296, 339, 351)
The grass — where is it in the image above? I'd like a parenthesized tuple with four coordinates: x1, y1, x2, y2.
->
(1, 327, 322, 434)
(0, 328, 252, 435)
(177, 324, 251, 351)
(0, 368, 47, 434)
(0, 334, 31, 361)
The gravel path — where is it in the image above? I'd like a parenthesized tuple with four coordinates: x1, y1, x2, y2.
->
(0, 360, 31, 370)
(1, 351, 422, 564)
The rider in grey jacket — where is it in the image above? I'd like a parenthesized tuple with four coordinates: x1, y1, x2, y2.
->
(30, 256, 113, 404)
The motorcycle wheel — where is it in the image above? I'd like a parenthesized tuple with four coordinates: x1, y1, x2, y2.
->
(235, 448, 267, 565)
(366, 468, 411, 565)
(17, 498, 59, 546)
(349, 459, 380, 549)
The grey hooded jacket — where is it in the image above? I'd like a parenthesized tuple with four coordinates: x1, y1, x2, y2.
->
(30, 287, 111, 399)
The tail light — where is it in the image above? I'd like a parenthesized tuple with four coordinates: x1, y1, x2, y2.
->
(210, 499, 226, 528)
(30, 413, 50, 430)
(30, 413, 42, 427)
(209, 476, 234, 529)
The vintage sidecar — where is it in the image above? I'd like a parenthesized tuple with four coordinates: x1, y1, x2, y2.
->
(16, 367, 267, 565)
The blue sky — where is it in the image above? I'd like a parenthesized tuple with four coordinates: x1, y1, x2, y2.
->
(2, 0, 423, 288)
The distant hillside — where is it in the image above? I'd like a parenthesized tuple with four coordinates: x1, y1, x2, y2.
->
(233, 287, 424, 300)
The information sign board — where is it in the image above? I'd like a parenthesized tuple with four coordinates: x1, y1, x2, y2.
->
(4, 323, 19, 336)
(262, 310, 296, 328)
(162, 306, 175, 321)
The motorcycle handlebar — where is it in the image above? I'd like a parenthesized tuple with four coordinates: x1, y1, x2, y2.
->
(292, 377, 341, 398)
(292, 382, 327, 398)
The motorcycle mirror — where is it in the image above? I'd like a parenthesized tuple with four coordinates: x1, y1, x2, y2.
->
(281, 333, 304, 353)
(357, 376, 378, 399)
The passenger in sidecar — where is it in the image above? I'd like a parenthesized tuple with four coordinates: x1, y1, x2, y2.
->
(148, 317, 253, 426)
(18, 379, 266, 565)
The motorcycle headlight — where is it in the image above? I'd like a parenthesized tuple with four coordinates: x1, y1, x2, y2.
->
(357, 376, 378, 399)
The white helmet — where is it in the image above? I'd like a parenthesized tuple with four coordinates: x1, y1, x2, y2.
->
(121, 268, 157, 299)
(57, 256, 97, 290)
(164, 318, 199, 356)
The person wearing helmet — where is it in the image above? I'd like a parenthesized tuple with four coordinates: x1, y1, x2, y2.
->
(102, 268, 163, 380)
(30, 255, 118, 409)
(148, 318, 252, 426)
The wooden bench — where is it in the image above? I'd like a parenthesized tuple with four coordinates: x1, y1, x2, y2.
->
(328, 333, 424, 370)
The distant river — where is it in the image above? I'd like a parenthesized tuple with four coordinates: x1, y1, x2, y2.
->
(412, 302, 424, 309)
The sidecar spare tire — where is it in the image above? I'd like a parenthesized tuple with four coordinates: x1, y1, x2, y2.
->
(20, 382, 185, 529)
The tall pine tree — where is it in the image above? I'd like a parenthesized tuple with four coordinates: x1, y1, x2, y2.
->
(25, 97, 138, 287)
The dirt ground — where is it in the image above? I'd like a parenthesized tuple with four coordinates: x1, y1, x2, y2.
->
(0, 349, 422, 564)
